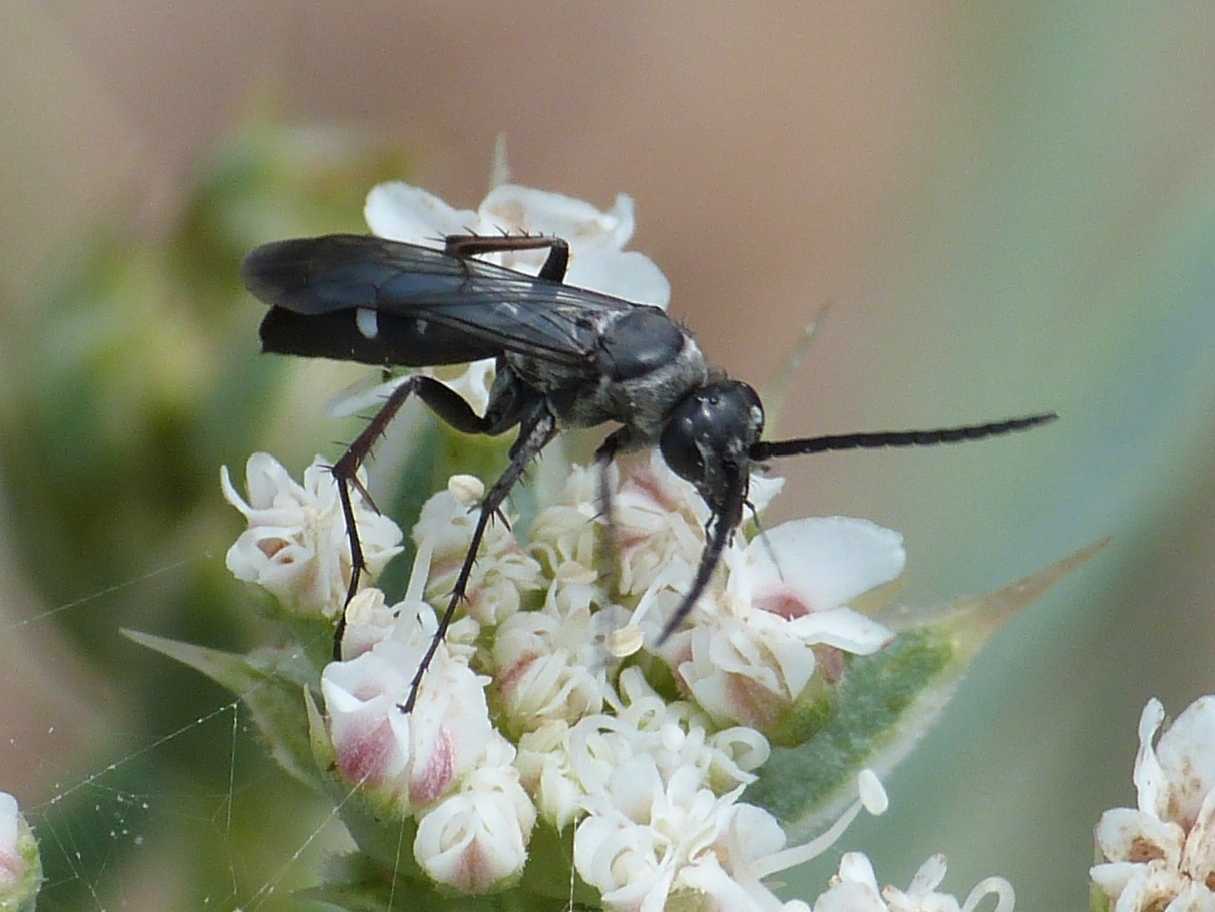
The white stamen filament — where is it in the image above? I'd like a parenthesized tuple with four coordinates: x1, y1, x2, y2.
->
(750, 770, 887, 880)
(404, 539, 434, 605)
(960, 877, 1016, 912)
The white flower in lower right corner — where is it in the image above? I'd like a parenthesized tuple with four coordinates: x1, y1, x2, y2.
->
(812, 852, 1015, 912)
(1091, 696, 1215, 912)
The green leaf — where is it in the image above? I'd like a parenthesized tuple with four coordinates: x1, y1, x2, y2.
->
(123, 629, 321, 791)
(748, 541, 1106, 836)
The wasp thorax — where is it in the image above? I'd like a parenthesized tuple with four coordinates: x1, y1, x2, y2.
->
(660, 381, 764, 504)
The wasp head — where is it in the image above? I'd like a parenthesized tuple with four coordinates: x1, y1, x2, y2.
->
(660, 380, 764, 519)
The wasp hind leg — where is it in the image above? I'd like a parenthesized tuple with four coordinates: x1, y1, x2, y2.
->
(443, 233, 570, 282)
(400, 401, 558, 712)
(330, 375, 495, 660)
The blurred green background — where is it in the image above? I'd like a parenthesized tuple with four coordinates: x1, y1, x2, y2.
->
(1, 3, 1213, 909)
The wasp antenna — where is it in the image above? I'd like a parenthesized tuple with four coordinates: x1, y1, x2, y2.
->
(746, 499, 784, 582)
(750, 413, 1057, 461)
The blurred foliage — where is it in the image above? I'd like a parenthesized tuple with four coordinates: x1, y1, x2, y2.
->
(0, 120, 414, 910)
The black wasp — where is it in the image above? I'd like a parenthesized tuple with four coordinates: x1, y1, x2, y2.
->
(243, 232, 1054, 710)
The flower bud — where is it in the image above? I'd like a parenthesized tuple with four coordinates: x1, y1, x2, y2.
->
(413, 738, 536, 894)
(321, 604, 494, 815)
(413, 486, 542, 626)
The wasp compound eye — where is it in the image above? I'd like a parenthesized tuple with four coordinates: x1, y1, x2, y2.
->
(660, 380, 764, 488)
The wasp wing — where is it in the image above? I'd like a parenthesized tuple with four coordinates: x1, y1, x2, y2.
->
(244, 234, 641, 369)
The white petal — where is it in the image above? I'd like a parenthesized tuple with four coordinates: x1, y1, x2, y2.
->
(677, 855, 766, 911)
(1157, 696, 1215, 828)
(565, 250, 671, 307)
(413, 786, 531, 894)
(1095, 807, 1184, 868)
(364, 181, 477, 242)
(1092, 861, 1143, 899)
(786, 607, 893, 654)
(813, 881, 887, 912)
(479, 185, 634, 249)
(744, 517, 905, 616)
(1163, 882, 1215, 912)
(1135, 698, 1168, 819)
(1181, 786, 1215, 890)
(904, 854, 948, 899)
(837, 852, 880, 891)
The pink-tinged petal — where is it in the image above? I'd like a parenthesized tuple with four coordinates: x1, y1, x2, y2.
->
(744, 517, 905, 615)
(413, 778, 533, 895)
(565, 250, 671, 307)
(364, 182, 477, 242)
(1095, 807, 1184, 868)
(321, 652, 411, 787)
(410, 727, 456, 806)
(1157, 696, 1215, 829)
(786, 607, 893, 655)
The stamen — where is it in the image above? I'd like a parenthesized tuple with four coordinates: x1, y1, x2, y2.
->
(960, 877, 1016, 912)
(404, 540, 434, 605)
(750, 770, 887, 879)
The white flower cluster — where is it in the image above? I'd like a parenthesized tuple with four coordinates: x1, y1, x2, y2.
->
(220, 174, 965, 907)
(221, 442, 905, 903)
(1091, 695, 1215, 912)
